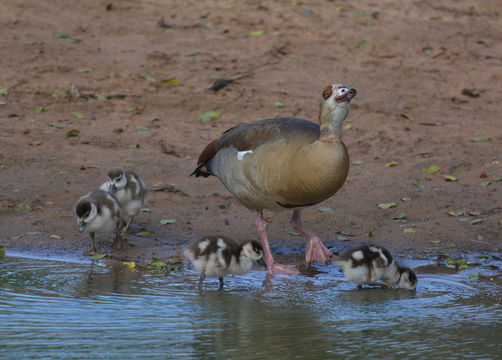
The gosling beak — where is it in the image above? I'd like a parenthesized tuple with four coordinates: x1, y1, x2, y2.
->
(257, 257, 266, 267)
(109, 185, 117, 194)
(78, 222, 86, 232)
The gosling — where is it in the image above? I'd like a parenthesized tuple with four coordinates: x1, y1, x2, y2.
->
(332, 244, 417, 290)
(75, 189, 124, 254)
(184, 236, 264, 289)
(100, 168, 147, 237)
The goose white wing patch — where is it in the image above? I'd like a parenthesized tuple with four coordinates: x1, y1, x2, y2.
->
(237, 150, 253, 160)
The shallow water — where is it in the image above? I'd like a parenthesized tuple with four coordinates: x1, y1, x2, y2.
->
(0, 255, 501, 360)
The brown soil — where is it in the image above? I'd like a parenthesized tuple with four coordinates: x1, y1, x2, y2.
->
(1, 0, 501, 263)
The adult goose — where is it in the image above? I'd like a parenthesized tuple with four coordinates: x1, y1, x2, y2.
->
(191, 83, 357, 274)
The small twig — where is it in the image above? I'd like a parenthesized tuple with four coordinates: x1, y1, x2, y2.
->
(209, 61, 279, 92)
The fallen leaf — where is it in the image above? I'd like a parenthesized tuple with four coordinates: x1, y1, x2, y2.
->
(429, 240, 441, 244)
(49, 123, 64, 129)
(65, 129, 80, 138)
(141, 208, 152, 213)
(185, 50, 198, 56)
(0, 101, 6, 106)
(384, 161, 398, 167)
(337, 236, 351, 241)
(477, 254, 489, 260)
(403, 228, 416, 234)
(160, 77, 181, 86)
(401, 197, 412, 202)
(0, 89, 8, 96)
(318, 206, 335, 214)
(442, 175, 458, 182)
(289, 231, 301, 236)
(159, 219, 176, 225)
(144, 75, 156, 82)
(352, 160, 364, 165)
(420, 47, 433, 56)
(399, 113, 415, 120)
(91, 253, 106, 260)
(468, 273, 478, 279)
(96, 95, 108, 101)
(122, 261, 136, 269)
(50, 234, 62, 239)
(77, 68, 92, 73)
(480, 181, 491, 187)
(33, 107, 46, 113)
(470, 218, 483, 225)
(0, 246, 5, 258)
(458, 217, 469, 222)
(274, 101, 285, 108)
(462, 88, 483, 98)
(377, 202, 397, 209)
(136, 125, 150, 132)
(129, 144, 140, 148)
(422, 165, 441, 174)
(470, 136, 490, 142)
(445, 210, 463, 217)
(15, 204, 32, 211)
(248, 30, 265, 36)
(136, 231, 151, 237)
(72, 112, 86, 119)
(29, 141, 43, 146)
(52, 91, 70, 99)
(52, 31, 71, 39)
(24, 40, 37, 46)
(414, 181, 425, 190)
(25, 231, 41, 235)
(393, 213, 406, 220)
(199, 111, 221, 123)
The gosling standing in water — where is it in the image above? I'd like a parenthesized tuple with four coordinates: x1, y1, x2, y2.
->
(184, 236, 264, 289)
(75, 189, 125, 254)
(333, 244, 417, 289)
(100, 169, 147, 237)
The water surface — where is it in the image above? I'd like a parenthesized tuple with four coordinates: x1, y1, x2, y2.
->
(0, 255, 500, 359)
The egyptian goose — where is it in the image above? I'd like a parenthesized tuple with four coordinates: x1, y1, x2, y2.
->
(184, 235, 264, 289)
(75, 189, 125, 254)
(100, 169, 147, 237)
(333, 244, 417, 289)
(191, 83, 356, 274)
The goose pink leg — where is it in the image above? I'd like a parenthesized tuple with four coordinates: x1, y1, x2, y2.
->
(291, 210, 333, 264)
(255, 211, 299, 275)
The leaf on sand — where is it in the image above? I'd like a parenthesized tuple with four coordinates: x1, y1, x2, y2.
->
(393, 213, 406, 220)
(52, 31, 71, 39)
(248, 30, 265, 36)
(458, 217, 469, 222)
(25, 231, 41, 235)
(199, 111, 221, 123)
(136, 231, 151, 237)
(337, 236, 351, 241)
(50, 234, 62, 239)
(49, 123, 64, 129)
(144, 75, 156, 82)
(352, 160, 364, 165)
(24, 40, 37, 46)
(445, 209, 463, 217)
(136, 125, 150, 132)
(159, 219, 176, 225)
(141, 208, 152, 213)
(77, 68, 92, 73)
(401, 197, 412, 202)
(318, 206, 335, 214)
(414, 181, 425, 190)
(384, 161, 398, 167)
(72, 112, 86, 119)
(122, 261, 136, 269)
(403, 228, 416, 234)
(480, 181, 491, 187)
(29, 141, 43, 146)
(185, 50, 198, 56)
(289, 231, 301, 236)
(429, 240, 441, 244)
(274, 101, 285, 108)
(399, 113, 415, 121)
(468, 273, 478, 280)
(377, 202, 397, 209)
(15, 204, 32, 211)
(0, 101, 6, 106)
(422, 165, 441, 174)
(33, 107, 46, 113)
(470, 136, 490, 142)
(160, 77, 181, 86)
(92, 253, 106, 261)
(470, 218, 483, 225)
(65, 129, 80, 138)
(0, 89, 8, 96)
(477, 254, 490, 260)
(442, 175, 458, 182)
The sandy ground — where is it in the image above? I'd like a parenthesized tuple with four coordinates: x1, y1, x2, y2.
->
(0, 0, 501, 264)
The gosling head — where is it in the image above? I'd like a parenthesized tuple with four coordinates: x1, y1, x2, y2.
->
(397, 266, 418, 290)
(240, 239, 264, 262)
(75, 200, 97, 232)
(105, 168, 127, 193)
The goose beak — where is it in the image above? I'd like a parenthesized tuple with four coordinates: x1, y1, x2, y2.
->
(109, 185, 117, 193)
(78, 222, 86, 232)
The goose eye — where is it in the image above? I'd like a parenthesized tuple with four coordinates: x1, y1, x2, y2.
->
(322, 85, 333, 100)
